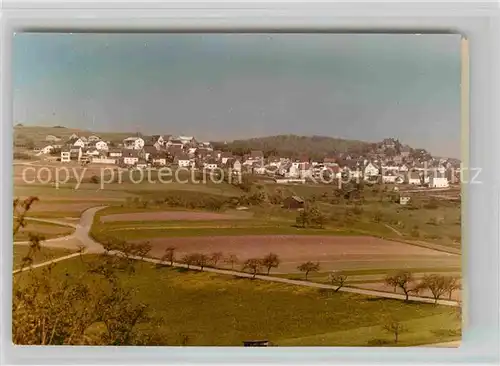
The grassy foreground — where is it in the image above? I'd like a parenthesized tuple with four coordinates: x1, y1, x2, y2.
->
(21, 254, 461, 346)
(12, 245, 75, 269)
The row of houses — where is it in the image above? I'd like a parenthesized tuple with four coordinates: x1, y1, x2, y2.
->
(36, 133, 215, 158)
(35, 133, 457, 188)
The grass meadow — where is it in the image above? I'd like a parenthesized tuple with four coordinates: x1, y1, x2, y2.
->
(15, 254, 461, 346)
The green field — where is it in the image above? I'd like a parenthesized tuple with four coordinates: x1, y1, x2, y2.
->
(14, 220, 75, 241)
(12, 245, 75, 269)
(14, 125, 133, 145)
(17, 255, 460, 346)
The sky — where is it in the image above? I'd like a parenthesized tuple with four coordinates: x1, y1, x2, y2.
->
(13, 33, 462, 158)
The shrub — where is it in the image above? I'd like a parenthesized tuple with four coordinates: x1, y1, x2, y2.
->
(367, 338, 391, 346)
(423, 198, 439, 209)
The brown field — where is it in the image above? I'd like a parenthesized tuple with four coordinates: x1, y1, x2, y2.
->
(143, 235, 460, 273)
(100, 211, 249, 223)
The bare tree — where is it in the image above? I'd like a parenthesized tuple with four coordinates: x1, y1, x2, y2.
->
(242, 258, 262, 279)
(383, 320, 407, 344)
(209, 251, 224, 268)
(161, 247, 176, 266)
(261, 253, 280, 275)
(446, 276, 461, 300)
(418, 274, 449, 304)
(328, 271, 348, 292)
(181, 254, 196, 270)
(384, 271, 417, 301)
(193, 253, 209, 271)
(297, 261, 320, 281)
(225, 253, 239, 270)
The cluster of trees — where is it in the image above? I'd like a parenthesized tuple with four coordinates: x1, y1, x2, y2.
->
(212, 135, 372, 161)
(158, 247, 240, 272)
(385, 270, 461, 303)
(122, 192, 229, 212)
(163, 250, 281, 279)
(296, 205, 327, 229)
(160, 248, 349, 294)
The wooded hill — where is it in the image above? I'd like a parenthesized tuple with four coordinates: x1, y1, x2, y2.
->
(212, 135, 380, 160)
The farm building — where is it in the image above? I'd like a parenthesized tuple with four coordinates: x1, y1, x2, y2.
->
(282, 195, 305, 209)
(399, 196, 411, 205)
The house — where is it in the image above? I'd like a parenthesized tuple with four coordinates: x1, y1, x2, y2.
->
(327, 165, 342, 180)
(168, 146, 184, 157)
(174, 153, 192, 168)
(166, 139, 184, 149)
(68, 133, 79, 141)
(429, 172, 449, 188)
(69, 147, 82, 162)
(382, 171, 397, 184)
(286, 165, 301, 178)
(108, 149, 123, 158)
(254, 166, 267, 175)
(381, 162, 399, 173)
(400, 146, 411, 158)
(136, 158, 148, 169)
(178, 136, 195, 145)
(45, 135, 61, 142)
(221, 152, 233, 165)
(212, 150, 223, 161)
(399, 196, 411, 205)
(92, 155, 116, 164)
(364, 162, 380, 179)
(87, 135, 101, 142)
(151, 152, 168, 166)
(72, 138, 86, 148)
(122, 150, 140, 165)
(399, 164, 410, 172)
(282, 195, 305, 209)
(339, 160, 362, 179)
(195, 147, 213, 159)
(408, 171, 422, 185)
(84, 148, 100, 157)
(95, 140, 109, 150)
(232, 159, 242, 172)
(149, 135, 165, 146)
(267, 156, 281, 168)
(199, 142, 213, 151)
(143, 145, 158, 161)
(123, 137, 145, 150)
(60, 149, 71, 163)
(204, 158, 218, 170)
(36, 144, 55, 155)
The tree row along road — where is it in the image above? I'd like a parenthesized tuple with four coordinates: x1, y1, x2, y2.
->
(14, 206, 460, 307)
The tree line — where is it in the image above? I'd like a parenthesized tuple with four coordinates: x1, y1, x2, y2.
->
(385, 270, 461, 303)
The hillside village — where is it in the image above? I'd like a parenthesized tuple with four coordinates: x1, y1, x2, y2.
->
(23, 132, 460, 188)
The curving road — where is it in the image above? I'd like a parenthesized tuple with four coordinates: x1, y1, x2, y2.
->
(15, 206, 460, 307)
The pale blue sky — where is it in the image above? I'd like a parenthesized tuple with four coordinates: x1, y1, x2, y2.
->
(13, 33, 462, 157)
